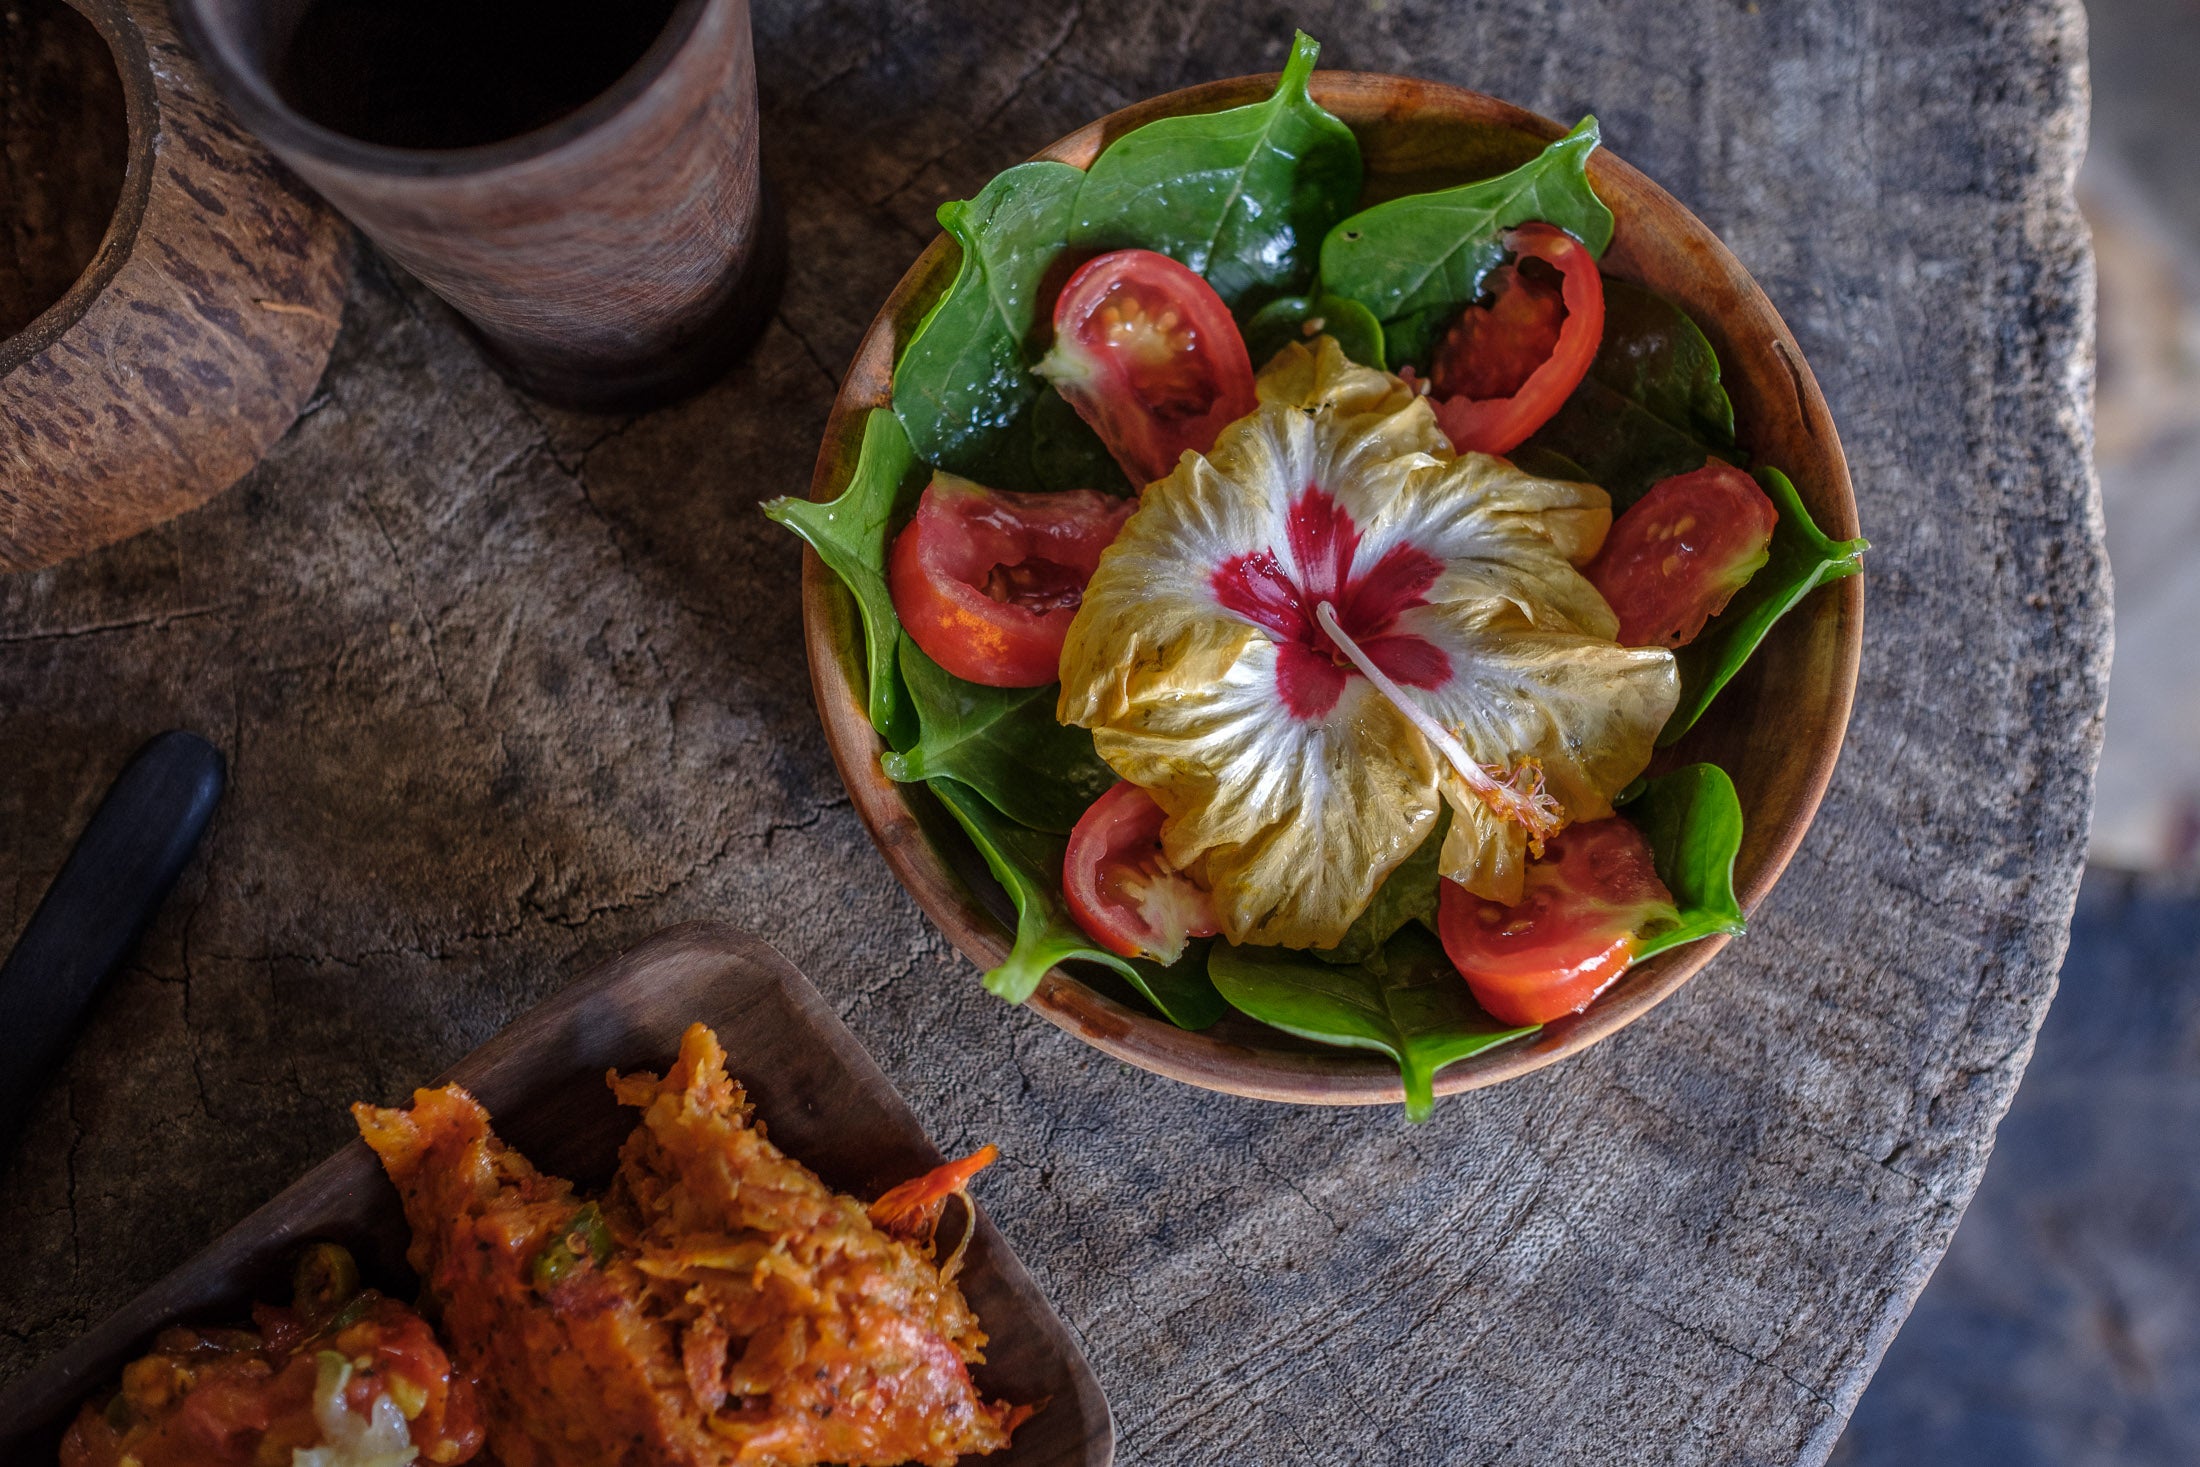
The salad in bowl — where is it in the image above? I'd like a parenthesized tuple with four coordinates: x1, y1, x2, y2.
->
(769, 34, 1864, 1120)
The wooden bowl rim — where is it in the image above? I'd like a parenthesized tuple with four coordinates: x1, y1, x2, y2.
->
(800, 69, 1864, 1106)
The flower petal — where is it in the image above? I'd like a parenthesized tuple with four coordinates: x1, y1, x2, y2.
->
(1336, 449, 1622, 641)
(1060, 334, 1680, 944)
(1088, 644, 1441, 947)
(1058, 452, 1272, 730)
(1273, 640, 1352, 719)
(1408, 602, 1679, 902)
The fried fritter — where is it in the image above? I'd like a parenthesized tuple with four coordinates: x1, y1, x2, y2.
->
(355, 1023, 1024, 1467)
(58, 1267, 482, 1467)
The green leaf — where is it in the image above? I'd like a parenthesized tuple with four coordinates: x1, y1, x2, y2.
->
(1070, 31, 1362, 313)
(1525, 378, 1712, 509)
(893, 161, 1085, 490)
(930, 779, 1226, 1028)
(1523, 378, 1714, 509)
(1661, 466, 1866, 743)
(1030, 387, 1131, 495)
(1587, 280, 1737, 450)
(762, 409, 926, 748)
(1505, 444, 1594, 483)
(1524, 280, 1737, 509)
(1210, 926, 1537, 1122)
(1243, 292, 1387, 371)
(881, 640, 1116, 834)
(1321, 117, 1614, 369)
(1319, 807, 1450, 969)
(1618, 763, 1748, 957)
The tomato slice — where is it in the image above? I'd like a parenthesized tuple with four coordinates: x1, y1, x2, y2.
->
(1584, 461, 1778, 648)
(1436, 817, 1677, 1026)
(888, 473, 1134, 688)
(1063, 782, 1219, 963)
(1428, 222, 1605, 456)
(1038, 249, 1258, 488)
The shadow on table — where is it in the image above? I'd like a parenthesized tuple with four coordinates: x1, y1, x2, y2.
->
(1830, 867, 2200, 1466)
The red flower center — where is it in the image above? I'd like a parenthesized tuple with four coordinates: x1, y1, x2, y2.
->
(1210, 488, 1450, 719)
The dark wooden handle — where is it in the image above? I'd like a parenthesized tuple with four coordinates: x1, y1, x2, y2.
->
(0, 731, 225, 1156)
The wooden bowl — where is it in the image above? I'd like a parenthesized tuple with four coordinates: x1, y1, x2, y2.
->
(800, 72, 1864, 1107)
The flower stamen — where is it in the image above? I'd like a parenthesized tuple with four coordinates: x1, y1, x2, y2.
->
(1314, 600, 1565, 848)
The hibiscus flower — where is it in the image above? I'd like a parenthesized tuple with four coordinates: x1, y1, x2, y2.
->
(1057, 338, 1679, 949)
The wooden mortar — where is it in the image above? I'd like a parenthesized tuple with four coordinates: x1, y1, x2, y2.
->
(0, 0, 348, 576)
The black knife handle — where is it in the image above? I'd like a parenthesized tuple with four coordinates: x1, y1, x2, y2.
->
(0, 731, 225, 1150)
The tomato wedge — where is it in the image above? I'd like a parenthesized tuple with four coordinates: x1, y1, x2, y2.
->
(1428, 222, 1605, 456)
(1037, 249, 1258, 488)
(1584, 461, 1778, 648)
(1436, 817, 1677, 1026)
(888, 473, 1134, 688)
(1064, 782, 1219, 963)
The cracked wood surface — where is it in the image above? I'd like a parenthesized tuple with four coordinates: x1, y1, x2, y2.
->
(0, 2, 2103, 1462)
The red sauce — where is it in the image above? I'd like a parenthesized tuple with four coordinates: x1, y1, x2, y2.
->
(60, 1295, 483, 1467)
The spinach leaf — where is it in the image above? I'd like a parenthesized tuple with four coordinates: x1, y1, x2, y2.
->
(1524, 280, 1736, 508)
(1210, 926, 1536, 1122)
(1589, 280, 1736, 449)
(1069, 31, 1361, 314)
(1662, 467, 1866, 743)
(1321, 118, 1613, 369)
(762, 408, 926, 748)
(1617, 763, 1748, 957)
(1030, 387, 1131, 495)
(1319, 807, 1449, 969)
(1524, 379, 1710, 508)
(881, 640, 1116, 834)
(1243, 292, 1387, 371)
(893, 161, 1084, 490)
(1506, 444, 1594, 483)
(930, 778, 1226, 1028)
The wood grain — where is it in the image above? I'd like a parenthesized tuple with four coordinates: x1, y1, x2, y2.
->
(0, 923, 1111, 1465)
(176, 0, 782, 412)
(0, 2, 2102, 1462)
(0, 0, 347, 574)
(801, 75, 1864, 1106)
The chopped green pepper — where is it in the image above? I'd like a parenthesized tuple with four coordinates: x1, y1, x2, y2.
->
(325, 1291, 377, 1332)
(531, 1203, 614, 1290)
(291, 1241, 362, 1326)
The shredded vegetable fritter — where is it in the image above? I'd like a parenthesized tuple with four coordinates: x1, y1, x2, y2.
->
(354, 1023, 1026, 1467)
(58, 1273, 482, 1467)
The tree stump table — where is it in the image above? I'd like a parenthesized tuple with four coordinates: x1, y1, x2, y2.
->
(0, 1, 2104, 1461)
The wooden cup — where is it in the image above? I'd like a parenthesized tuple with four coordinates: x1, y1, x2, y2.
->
(172, 0, 782, 412)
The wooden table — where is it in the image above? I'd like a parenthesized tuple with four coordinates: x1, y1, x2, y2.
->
(0, 1, 2104, 1460)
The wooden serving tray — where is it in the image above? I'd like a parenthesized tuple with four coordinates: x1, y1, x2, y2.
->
(0, 922, 1112, 1465)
